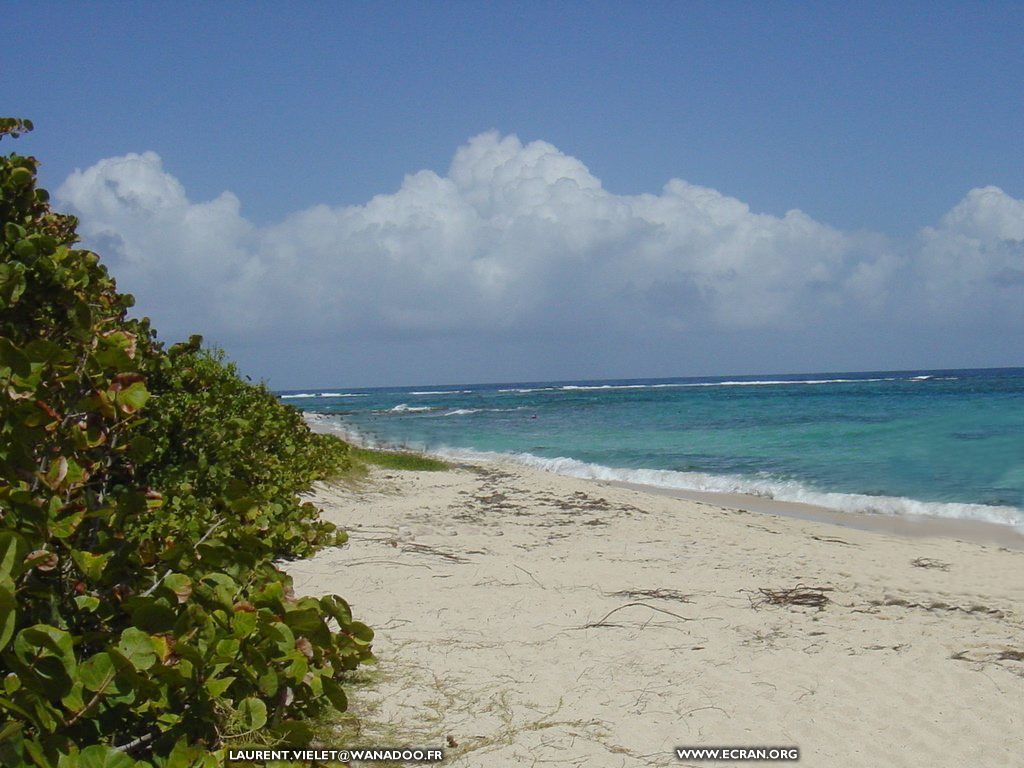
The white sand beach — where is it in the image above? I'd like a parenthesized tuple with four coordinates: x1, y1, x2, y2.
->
(287, 459, 1024, 767)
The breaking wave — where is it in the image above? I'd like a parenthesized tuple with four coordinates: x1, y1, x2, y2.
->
(410, 390, 475, 395)
(280, 392, 367, 399)
(494, 377, 925, 394)
(431, 449, 1024, 531)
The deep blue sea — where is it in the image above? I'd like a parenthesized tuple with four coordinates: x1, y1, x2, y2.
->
(281, 368, 1024, 530)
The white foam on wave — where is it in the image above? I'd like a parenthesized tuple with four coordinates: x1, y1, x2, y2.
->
(379, 405, 528, 417)
(498, 377, 907, 394)
(677, 377, 898, 387)
(434, 448, 1024, 531)
(442, 406, 527, 417)
(410, 390, 475, 395)
(303, 414, 389, 449)
(307, 415, 1024, 532)
(280, 392, 367, 399)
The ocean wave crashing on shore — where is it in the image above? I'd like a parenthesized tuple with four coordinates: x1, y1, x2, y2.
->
(305, 415, 1024, 532)
(298, 369, 1024, 532)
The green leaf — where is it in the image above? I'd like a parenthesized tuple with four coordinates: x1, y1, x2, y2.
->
(321, 677, 348, 711)
(161, 738, 208, 768)
(282, 608, 329, 645)
(4, 672, 21, 693)
(44, 457, 69, 489)
(22, 340, 66, 364)
(0, 263, 27, 308)
(12, 624, 76, 691)
(71, 550, 111, 582)
(0, 718, 21, 743)
(203, 676, 235, 697)
(24, 734, 55, 767)
(61, 680, 86, 713)
(0, 338, 30, 379)
(0, 532, 28, 580)
(48, 506, 85, 539)
(79, 652, 120, 693)
(213, 637, 240, 660)
(0, 578, 16, 650)
(162, 573, 192, 604)
(257, 669, 279, 697)
(227, 496, 258, 516)
(231, 609, 257, 638)
(9, 167, 32, 187)
(78, 744, 137, 768)
(319, 595, 353, 625)
(73, 595, 101, 613)
(117, 627, 157, 671)
(13, 239, 36, 260)
(116, 381, 149, 413)
(237, 697, 267, 731)
(350, 621, 374, 644)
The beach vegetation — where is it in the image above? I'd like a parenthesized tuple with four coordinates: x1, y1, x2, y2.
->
(0, 120, 372, 766)
(348, 447, 449, 473)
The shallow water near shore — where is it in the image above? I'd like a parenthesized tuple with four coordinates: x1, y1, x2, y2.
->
(284, 367, 1024, 531)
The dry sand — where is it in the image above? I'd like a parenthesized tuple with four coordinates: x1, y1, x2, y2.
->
(287, 459, 1024, 767)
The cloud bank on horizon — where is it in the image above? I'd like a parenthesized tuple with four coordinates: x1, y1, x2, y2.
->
(56, 132, 1024, 385)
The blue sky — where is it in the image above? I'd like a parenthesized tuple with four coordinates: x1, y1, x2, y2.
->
(5, 2, 1024, 387)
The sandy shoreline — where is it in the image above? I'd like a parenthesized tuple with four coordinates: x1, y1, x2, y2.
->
(287, 458, 1023, 766)
(610, 482, 1024, 550)
(305, 414, 1024, 550)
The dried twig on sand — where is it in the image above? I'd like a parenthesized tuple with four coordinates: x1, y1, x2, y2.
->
(751, 584, 832, 609)
(581, 601, 697, 629)
(608, 588, 692, 603)
(809, 534, 858, 547)
(911, 557, 951, 570)
(401, 542, 469, 563)
(512, 563, 544, 587)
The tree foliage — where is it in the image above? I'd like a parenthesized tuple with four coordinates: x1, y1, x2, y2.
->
(0, 120, 371, 767)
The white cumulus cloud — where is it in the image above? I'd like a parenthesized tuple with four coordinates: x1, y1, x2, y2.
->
(56, 132, 1024, 383)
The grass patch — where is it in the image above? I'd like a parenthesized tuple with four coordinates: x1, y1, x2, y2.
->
(307, 661, 450, 766)
(350, 446, 450, 472)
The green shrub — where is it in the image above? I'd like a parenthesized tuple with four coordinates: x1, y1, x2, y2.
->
(0, 120, 372, 767)
(134, 343, 352, 556)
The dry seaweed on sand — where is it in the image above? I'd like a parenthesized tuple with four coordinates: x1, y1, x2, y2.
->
(607, 588, 693, 603)
(750, 584, 833, 609)
(911, 557, 951, 570)
(401, 541, 471, 563)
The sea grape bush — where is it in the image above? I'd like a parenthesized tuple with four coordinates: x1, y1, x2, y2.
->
(0, 120, 372, 767)
(133, 344, 347, 558)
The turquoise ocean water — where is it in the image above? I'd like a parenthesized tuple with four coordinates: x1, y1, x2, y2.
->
(282, 368, 1024, 530)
